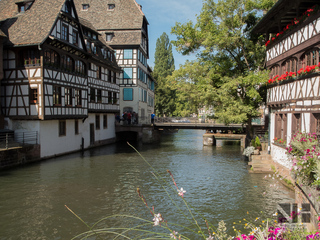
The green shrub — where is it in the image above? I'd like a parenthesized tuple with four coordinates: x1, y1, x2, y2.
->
(255, 136, 261, 147)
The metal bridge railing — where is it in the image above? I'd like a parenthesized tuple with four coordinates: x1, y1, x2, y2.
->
(154, 117, 216, 124)
(0, 131, 38, 150)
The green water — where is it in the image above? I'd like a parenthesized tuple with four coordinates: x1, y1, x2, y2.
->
(0, 130, 294, 239)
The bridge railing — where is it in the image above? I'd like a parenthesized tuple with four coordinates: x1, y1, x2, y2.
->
(155, 117, 216, 124)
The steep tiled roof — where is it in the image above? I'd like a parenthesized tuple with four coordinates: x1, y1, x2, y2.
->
(79, 17, 114, 52)
(0, 29, 7, 38)
(110, 30, 141, 46)
(74, 0, 145, 30)
(0, 0, 65, 46)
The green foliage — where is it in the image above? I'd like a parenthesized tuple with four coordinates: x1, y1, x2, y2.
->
(255, 136, 261, 147)
(251, 139, 255, 148)
(153, 32, 176, 117)
(170, 0, 272, 129)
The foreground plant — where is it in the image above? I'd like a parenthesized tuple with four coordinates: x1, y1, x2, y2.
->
(67, 142, 319, 239)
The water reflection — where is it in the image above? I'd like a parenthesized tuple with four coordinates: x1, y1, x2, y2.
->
(0, 130, 294, 239)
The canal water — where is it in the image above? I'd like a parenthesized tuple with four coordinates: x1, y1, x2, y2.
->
(0, 130, 294, 239)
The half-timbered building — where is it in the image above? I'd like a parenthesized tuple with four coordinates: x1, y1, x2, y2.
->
(0, 0, 121, 158)
(252, 0, 320, 168)
(74, 0, 155, 124)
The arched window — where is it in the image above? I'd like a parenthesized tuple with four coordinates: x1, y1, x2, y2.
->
(269, 65, 280, 79)
(44, 49, 59, 68)
(75, 60, 86, 75)
(282, 58, 297, 74)
(300, 49, 320, 68)
(61, 55, 74, 71)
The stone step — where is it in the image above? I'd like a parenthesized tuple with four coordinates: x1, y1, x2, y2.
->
(251, 164, 273, 168)
(252, 165, 273, 170)
(252, 155, 272, 160)
(251, 159, 272, 164)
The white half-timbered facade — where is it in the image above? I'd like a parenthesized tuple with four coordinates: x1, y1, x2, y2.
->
(75, 0, 155, 124)
(0, 0, 121, 158)
(253, 0, 320, 168)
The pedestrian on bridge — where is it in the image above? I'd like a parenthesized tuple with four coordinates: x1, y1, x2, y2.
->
(151, 112, 155, 125)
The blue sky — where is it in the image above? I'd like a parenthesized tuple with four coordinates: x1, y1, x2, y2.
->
(137, 0, 204, 69)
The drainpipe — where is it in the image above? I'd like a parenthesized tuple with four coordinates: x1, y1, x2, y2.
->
(268, 106, 271, 155)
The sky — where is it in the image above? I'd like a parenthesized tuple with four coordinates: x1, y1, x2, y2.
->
(137, 0, 204, 69)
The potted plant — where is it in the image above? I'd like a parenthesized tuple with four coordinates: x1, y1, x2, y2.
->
(255, 136, 262, 151)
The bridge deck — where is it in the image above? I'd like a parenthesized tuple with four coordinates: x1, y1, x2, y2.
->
(154, 123, 247, 132)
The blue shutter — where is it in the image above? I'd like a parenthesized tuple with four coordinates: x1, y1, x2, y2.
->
(123, 88, 133, 101)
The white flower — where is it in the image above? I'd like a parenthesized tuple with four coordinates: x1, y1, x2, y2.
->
(206, 236, 214, 240)
(170, 231, 178, 239)
(153, 213, 163, 226)
(177, 187, 186, 197)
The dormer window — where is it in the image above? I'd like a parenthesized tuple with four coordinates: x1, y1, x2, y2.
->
(82, 4, 89, 10)
(106, 33, 114, 42)
(16, 0, 34, 13)
(108, 4, 115, 10)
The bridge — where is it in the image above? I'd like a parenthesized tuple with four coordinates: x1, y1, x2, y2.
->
(116, 117, 266, 150)
(153, 117, 267, 150)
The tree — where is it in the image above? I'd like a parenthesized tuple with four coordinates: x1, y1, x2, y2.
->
(153, 32, 175, 117)
(170, 0, 274, 136)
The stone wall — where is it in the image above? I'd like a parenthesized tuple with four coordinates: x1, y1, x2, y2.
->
(0, 145, 40, 169)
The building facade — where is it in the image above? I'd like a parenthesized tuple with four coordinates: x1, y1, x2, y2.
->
(253, 0, 320, 168)
(74, 0, 155, 124)
(0, 0, 121, 158)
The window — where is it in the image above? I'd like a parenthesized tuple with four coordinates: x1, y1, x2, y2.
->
(53, 86, 61, 105)
(96, 66, 101, 79)
(61, 55, 74, 71)
(86, 41, 91, 52)
(97, 89, 102, 103)
(20, 49, 40, 66)
(275, 114, 287, 141)
(96, 115, 100, 130)
(310, 113, 320, 137)
(106, 33, 113, 42)
(301, 49, 320, 69)
(65, 87, 72, 106)
(44, 49, 59, 68)
(108, 4, 115, 10)
(123, 49, 133, 59)
(90, 88, 95, 102)
(103, 115, 108, 129)
(30, 88, 38, 104)
(282, 58, 297, 74)
(59, 120, 66, 136)
(292, 114, 301, 135)
(62, 24, 69, 41)
(75, 89, 81, 106)
(82, 4, 89, 10)
(108, 69, 112, 82)
(113, 92, 117, 104)
(123, 68, 132, 79)
(113, 71, 117, 83)
(17, 1, 33, 13)
(75, 120, 79, 135)
(72, 30, 79, 46)
(75, 60, 86, 75)
(123, 88, 133, 101)
(92, 45, 97, 55)
(108, 91, 113, 104)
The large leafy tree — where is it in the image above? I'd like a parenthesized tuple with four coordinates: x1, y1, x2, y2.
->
(171, 0, 275, 135)
(153, 32, 175, 117)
